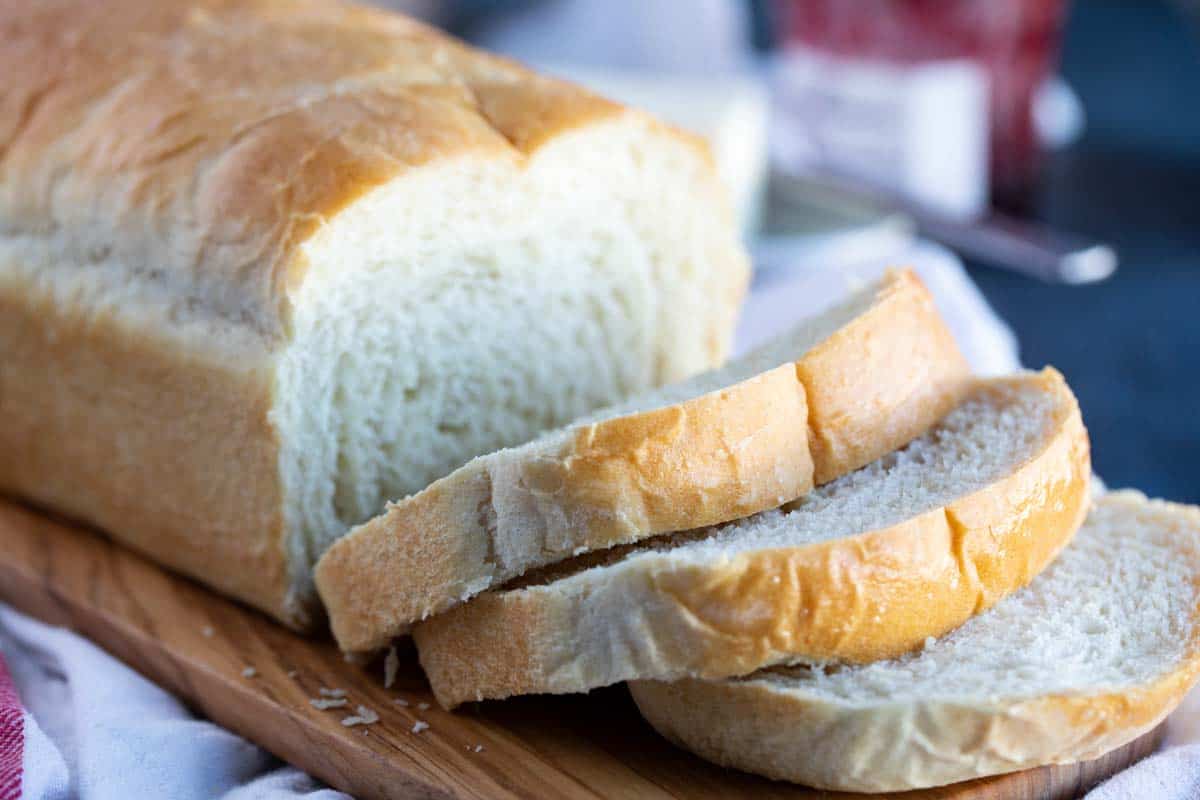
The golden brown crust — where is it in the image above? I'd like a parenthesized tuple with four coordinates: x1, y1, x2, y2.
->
(628, 495, 1200, 792)
(801, 270, 970, 483)
(316, 270, 972, 652)
(412, 370, 1090, 708)
(628, 661, 1200, 793)
(0, 277, 299, 625)
(1, 1, 623, 334)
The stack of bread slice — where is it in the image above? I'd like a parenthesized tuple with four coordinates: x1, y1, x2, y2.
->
(316, 270, 1200, 792)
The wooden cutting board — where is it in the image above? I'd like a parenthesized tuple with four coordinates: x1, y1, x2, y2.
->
(0, 498, 1163, 800)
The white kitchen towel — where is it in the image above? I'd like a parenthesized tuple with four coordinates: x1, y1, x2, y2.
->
(0, 607, 347, 800)
(0, 244, 1191, 799)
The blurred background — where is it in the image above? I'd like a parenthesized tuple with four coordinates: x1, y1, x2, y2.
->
(379, 0, 1200, 503)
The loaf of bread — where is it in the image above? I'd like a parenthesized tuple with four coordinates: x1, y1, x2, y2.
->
(0, 0, 747, 627)
(316, 270, 971, 653)
(415, 369, 1091, 707)
(631, 492, 1200, 792)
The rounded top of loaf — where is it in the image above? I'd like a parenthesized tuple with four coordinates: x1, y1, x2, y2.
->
(0, 0, 706, 340)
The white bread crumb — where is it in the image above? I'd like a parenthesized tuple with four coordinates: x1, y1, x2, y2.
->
(384, 646, 399, 689)
(319, 687, 347, 698)
(286, 670, 298, 678)
(393, 698, 409, 707)
(417, 701, 430, 711)
(310, 697, 349, 710)
(242, 667, 257, 678)
(201, 625, 214, 638)
(341, 705, 380, 727)
(474, 744, 484, 753)
(411, 721, 429, 734)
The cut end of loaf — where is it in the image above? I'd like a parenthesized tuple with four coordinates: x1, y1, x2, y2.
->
(274, 115, 748, 613)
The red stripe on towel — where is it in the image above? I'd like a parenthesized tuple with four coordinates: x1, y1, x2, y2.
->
(0, 654, 22, 800)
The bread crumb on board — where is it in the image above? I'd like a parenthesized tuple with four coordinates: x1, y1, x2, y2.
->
(319, 687, 347, 698)
(287, 670, 298, 679)
(201, 625, 214, 638)
(417, 701, 430, 711)
(310, 697, 349, 710)
(411, 720, 429, 734)
(393, 698, 409, 707)
(242, 667, 257, 678)
(341, 706, 380, 727)
(384, 646, 399, 689)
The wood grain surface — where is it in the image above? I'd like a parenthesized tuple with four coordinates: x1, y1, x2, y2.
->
(0, 498, 1163, 800)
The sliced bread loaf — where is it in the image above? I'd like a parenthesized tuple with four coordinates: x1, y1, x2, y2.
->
(630, 492, 1200, 793)
(414, 369, 1090, 707)
(2, 0, 753, 629)
(316, 270, 970, 652)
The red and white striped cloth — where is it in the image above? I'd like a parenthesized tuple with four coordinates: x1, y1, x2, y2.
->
(0, 654, 22, 800)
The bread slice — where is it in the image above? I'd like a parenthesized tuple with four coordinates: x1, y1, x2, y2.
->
(414, 369, 1091, 707)
(631, 492, 1200, 792)
(315, 270, 970, 652)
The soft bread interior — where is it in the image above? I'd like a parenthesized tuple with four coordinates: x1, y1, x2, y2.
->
(755, 492, 1200, 703)
(273, 117, 744, 601)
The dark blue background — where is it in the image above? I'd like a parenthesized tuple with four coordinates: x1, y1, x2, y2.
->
(968, 0, 1200, 502)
